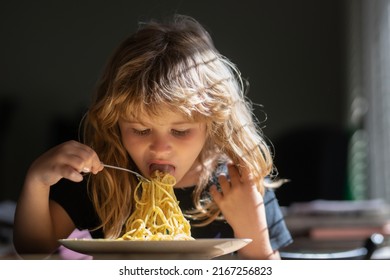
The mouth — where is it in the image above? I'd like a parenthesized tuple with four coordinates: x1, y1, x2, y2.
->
(149, 163, 175, 175)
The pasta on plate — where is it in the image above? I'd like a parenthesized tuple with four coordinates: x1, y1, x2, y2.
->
(118, 171, 193, 241)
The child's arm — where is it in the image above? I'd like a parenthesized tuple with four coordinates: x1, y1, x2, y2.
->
(210, 163, 280, 260)
(13, 140, 103, 254)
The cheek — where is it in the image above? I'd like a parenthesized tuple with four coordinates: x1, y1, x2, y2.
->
(184, 135, 207, 160)
(121, 134, 144, 158)
(193, 138, 206, 154)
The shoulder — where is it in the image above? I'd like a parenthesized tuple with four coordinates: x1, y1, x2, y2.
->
(263, 188, 293, 250)
(264, 187, 277, 204)
(50, 178, 88, 198)
(49, 178, 100, 233)
(49, 178, 91, 214)
(263, 188, 283, 223)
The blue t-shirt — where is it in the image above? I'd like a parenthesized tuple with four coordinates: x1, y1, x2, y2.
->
(173, 186, 293, 251)
(50, 168, 292, 252)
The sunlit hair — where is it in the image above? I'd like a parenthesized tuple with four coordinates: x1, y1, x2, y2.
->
(83, 15, 277, 238)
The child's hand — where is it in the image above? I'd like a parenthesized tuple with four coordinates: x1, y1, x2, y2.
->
(210, 163, 267, 238)
(26, 140, 103, 188)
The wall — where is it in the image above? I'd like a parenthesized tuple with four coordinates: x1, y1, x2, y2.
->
(0, 0, 346, 201)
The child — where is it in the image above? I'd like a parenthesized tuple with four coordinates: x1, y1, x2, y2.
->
(13, 15, 292, 259)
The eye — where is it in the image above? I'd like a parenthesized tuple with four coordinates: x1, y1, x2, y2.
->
(132, 128, 151, 136)
(171, 129, 190, 137)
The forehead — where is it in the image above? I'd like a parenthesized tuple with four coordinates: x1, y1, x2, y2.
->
(123, 105, 194, 123)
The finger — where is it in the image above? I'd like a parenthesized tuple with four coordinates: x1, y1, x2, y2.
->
(230, 157, 256, 186)
(227, 163, 242, 187)
(78, 145, 101, 169)
(66, 170, 84, 182)
(238, 163, 255, 185)
(91, 161, 104, 174)
(64, 142, 101, 174)
(61, 153, 90, 174)
(56, 165, 84, 183)
(217, 174, 230, 195)
(209, 185, 223, 205)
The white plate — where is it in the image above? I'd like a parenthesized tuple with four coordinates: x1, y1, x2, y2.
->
(59, 238, 252, 259)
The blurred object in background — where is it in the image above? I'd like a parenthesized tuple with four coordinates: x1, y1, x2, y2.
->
(0, 200, 16, 257)
(281, 198, 390, 259)
(345, 97, 369, 200)
(280, 232, 390, 259)
(348, 0, 390, 203)
(345, 0, 369, 201)
(57, 229, 92, 260)
(284, 198, 390, 239)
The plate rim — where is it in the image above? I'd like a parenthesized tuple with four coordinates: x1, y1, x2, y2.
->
(58, 238, 252, 258)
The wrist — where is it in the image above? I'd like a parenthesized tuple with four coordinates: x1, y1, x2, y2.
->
(24, 171, 52, 192)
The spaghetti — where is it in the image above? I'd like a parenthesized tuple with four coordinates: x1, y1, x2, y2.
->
(118, 171, 193, 240)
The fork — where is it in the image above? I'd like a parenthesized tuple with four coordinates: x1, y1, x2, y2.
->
(102, 163, 150, 182)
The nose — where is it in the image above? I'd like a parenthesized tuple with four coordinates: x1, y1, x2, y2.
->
(149, 134, 172, 155)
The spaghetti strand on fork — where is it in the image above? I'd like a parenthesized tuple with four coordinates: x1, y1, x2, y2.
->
(118, 171, 193, 240)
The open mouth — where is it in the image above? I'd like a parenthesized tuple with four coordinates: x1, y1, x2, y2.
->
(149, 163, 175, 175)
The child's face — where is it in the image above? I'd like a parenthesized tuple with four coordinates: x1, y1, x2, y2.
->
(118, 109, 208, 187)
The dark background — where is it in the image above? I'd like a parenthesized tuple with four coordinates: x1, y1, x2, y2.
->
(0, 0, 348, 205)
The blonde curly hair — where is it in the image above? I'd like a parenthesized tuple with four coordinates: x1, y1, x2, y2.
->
(83, 15, 276, 238)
